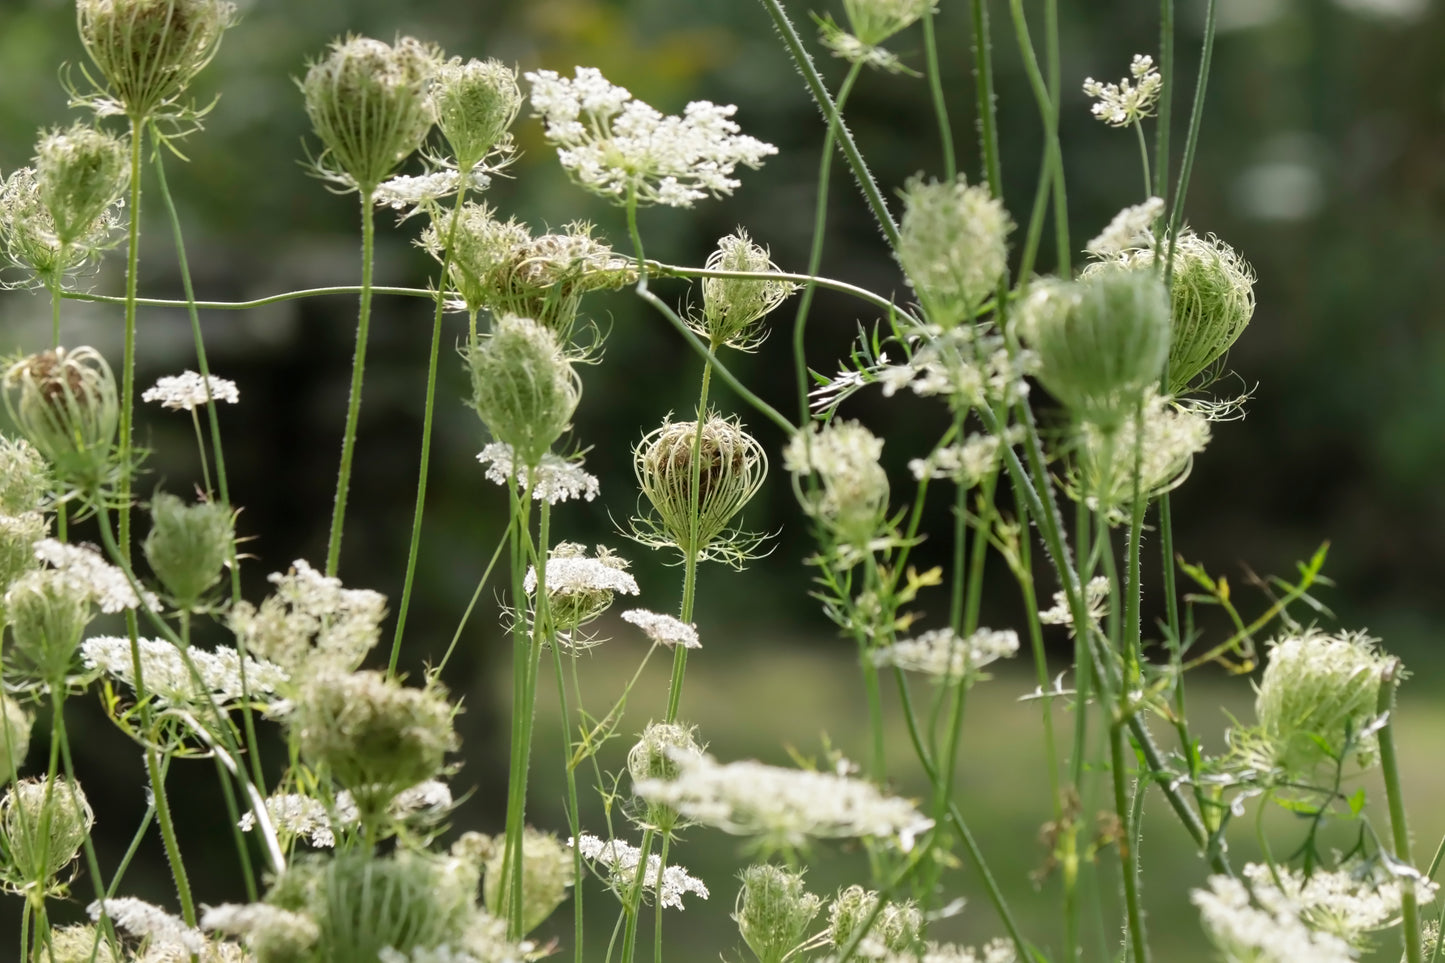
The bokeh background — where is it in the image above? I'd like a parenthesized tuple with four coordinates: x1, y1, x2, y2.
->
(1, 0, 1443, 959)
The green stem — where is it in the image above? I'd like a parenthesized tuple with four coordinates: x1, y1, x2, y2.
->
(665, 361, 713, 724)
(971, 0, 1003, 196)
(648, 262, 920, 328)
(325, 191, 378, 577)
(1007, 0, 1071, 275)
(1155, 0, 1175, 206)
(1111, 724, 1149, 963)
(119, 117, 143, 567)
(1134, 120, 1154, 198)
(1165, 0, 1218, 280)
(64, 284, 432, 311)
(1378, 660, 1423, 963)
(390, 186, 470, 674)
(145, 746, 196, 925)
(549, 641, 585, 963)
(921, 4, 957, 180)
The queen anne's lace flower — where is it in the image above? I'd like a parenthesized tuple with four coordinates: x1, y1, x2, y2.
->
(634, 751, 932, 851)
(81, 636, 289, 708)
(227, 560, 386, 675)
(33, 538, 156, 612)
(525, 67, 776, 207)
(1086, 196, 1164, 255)
(142, 371, 239, 411)
(1083, 55, 1163, 127)
(570, 833, 709, 909)
(1038, 576, 1111, 634)
(872, 627, 1019, 683)
(238, 780, 452, 848)
(1192, 873, 1356, 963)
(477, 443, 599, 504)
(621, 608, 700, 649)
(90, 897, 206, 954)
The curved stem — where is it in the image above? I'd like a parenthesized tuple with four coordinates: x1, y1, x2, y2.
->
(64, 284, 432, 311)
(648, 261, 919, 327)
(324, 191, 378, 577)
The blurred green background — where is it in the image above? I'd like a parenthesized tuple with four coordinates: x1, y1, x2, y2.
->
(1, 0, 1443, 959)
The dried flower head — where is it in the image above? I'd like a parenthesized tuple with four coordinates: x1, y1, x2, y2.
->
(896, 173, 1013, 325)
(692, 230, 797, 351)
(526, 67, 776, 207)
(143, 492, 234, 607)
(81, 635, 288, 709)
(1082, 54, 1162, 127)
(523, 542, 639, 632)
(784, 420, 890, 548)
(570, 832, 709, 909)
(633, 413, 768, 566)
(480, 828, 574, 936)
(464, 315, 581, 470)
(1019, 270, 1170, 430)
(827, 886, 923, 957)
(1232, 628, 1393, 786)
(431, 58, 522, 171)
(292, 670, 457, 813)
(3, 347, 121, 486)
(634, 751, 932, 852)
(0, 777, 94, 894)
(621, 609, 700, 649)
(142, 370, 239, 411)
(77, 0, 237, 120)
(735, 864, 823, 963)
(34, 123, 130, 247)
(872, 627, 1020, 684)
(1068, 390, 1211, 521)
(227, 559, 387, 676)
(302, 35, 440, 194)
(1093, 231, 1257, 394)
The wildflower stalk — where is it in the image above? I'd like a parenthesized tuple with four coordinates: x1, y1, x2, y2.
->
(1156, 0, 1175, 204)
(1110, 722, 1149, 963)
(390, 185, 472, 675)
(1165, 0, 1218, 278)
(665, 359, 711, 724)
(1377, 660, 1424, 963)
(119, 118, 143, 564)
(66, 284, 434, 310)
(1007, 0, 1071, 274)
(548, 639, 585, 963)
(971, 0, 1003, 196)
(324, 189, 378, 577)
(921, 4, 956, 180)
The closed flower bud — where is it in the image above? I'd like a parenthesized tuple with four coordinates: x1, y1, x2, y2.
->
(783, 420, 890, 548)
(634, 414, 768, 562)
(736, 864, 822, 963)
(34, 124, 129, 248)
(302, 35, 440, 194)
(481, 828, 574, 936)
(6, 569, 92, 685)
(143, 492, 234, 608)
(827, 885, 922, 955)
(293, 671, 457, 818)
(0, 696, 33, 782)
(693, 229, 796, 351)
(0, 777, 94, 893)
(896, 173, 1013, 325)
(1236, 629, 1392, 785)
(3, 347, 120, 487)
(464, 315, 580, 470)
(1093, 232, 1256, 394)
(0, 437, 50, 516)
(1021, 269, 1169, 430)
(77, 0, 236, 120)
(628, 722, 702, 833)
(431, 57, 522, 171)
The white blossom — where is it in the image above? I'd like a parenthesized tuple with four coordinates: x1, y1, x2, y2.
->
(33, 538, 157, 612)
(621, 608, 700, 649)
(908, 432, 1016, 487)
(374, 166, 492, 214)
(90, 897, 205, 954)
(1192, 873, 1355, 963)
(872, 627, 1019, 682)
(1086, 196, 1164, 255)
(525, 67, 776, 208)
(1038, 576, 1111, 634)
(1082, 54, 1163, 127)
(477, 443, 600, 504)
(201, 902, 320, 948)
(570, 832, 709, 909)
(523, 552, 639, 598)
(238, 780, 453, 848)
(227, 560, 386, 676)
(81, 636, 289, 708)
(634, 751, 932, 851)
(142, 371, 239, 411)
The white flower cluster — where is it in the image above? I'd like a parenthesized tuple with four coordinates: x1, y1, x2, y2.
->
(825, 939, 1017, 963)
(523, 551, 640, 599)
(634, 751, 933, 851)
(477, 443, 600, 504)
(142, 371, 240, 411)
(872, 627, 1020, 683)
(570, 832, 709, 909)
(33, 538, 157, 612)
(856, 329, 1033, 415)
(525, 67, 777, 207)
(90, 897, 206, 954)
(1086, 196, 1164, 256)
(81, 636, 289, 708)
(1241, 861, 1437, 946)
(1082, 54, 1163, 127)
(238, 780, 452, 848)
(1073, 391, 1211, 517)
(201, 902, 321, 950)
(374, 167, 493, 214)
(908, 430, 1021, 488)
(227, 559, 387, 676)
(621, 608, 700, 649)
(1037, 576, 1111, 634)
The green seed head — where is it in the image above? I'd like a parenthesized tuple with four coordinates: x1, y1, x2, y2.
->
(6, 569, 92, 686)
(77, 0, 237, 120)
(693, 229, 796, 351)
(735, 864, 823, 963)
(481, 828, 575, 936)
(0, 436, 50, 516)
(896, 173, 1013, 325)
(293, 671, 457, 817)
(431, 57, 522, 171)
(0, 169, 116, 288)
(464, 315, 581, 469)
(34, 123, 129, 247)
(1021, 269, 1170, 430)
(0, 777, 94, 892)
(0, 696, 33, 784)
(827, 885, 922, 955)
(3, 347, 121, 488)
(0, 514, 46, 618)
(302, 35, 439, 195)
(143, 492, 234, 609)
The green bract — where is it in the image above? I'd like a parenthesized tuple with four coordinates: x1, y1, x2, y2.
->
(464, 315, 581, 470)
(77, 0, 236, 120)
